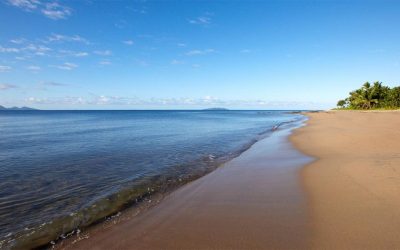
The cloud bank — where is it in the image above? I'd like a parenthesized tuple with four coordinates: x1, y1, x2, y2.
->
(24, 95, 325, 109)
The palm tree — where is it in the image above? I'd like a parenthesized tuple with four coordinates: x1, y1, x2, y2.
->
(352, 82, 379, 109)
(339, 81, 400, 110)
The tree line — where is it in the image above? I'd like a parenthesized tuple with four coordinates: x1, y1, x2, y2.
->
(337, 82, 400, 109)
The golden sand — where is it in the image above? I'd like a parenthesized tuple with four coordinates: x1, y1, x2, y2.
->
(291, 111, 400, 249)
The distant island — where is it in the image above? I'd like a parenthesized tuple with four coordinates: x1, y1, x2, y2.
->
(202, 108, 229, 111)
(0, 105, 37, 111)
(337, 82, 400, 110)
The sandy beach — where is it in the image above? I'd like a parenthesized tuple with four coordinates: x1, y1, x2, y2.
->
(291, 111, 400, 249)
(62, 122, 312, 249)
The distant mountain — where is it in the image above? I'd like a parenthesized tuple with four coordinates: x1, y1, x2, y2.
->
(0, 105, 37, 110)
(203, 108, 229, 111)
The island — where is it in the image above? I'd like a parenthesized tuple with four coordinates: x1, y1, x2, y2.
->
(0, 105, 38, 111)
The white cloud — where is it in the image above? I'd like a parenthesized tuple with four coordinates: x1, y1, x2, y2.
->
(10, 38, 26, 44)
(94, 50, 112, 56)
(42, 81, 67, 86)
(99, 60, 111, 65)
(25, 96, 111, 105)
(123, 40, 134, 45)
(6, 0, 39, 10)
(2, 35, 90, 59)
(34, 81, 68, 91)
(26, 97, 48, 104)
(177, 43, 187, 47)
(23, 44, 52, 55)
(41, 2, 71, 20)
(1, 42, 54, 56)
(59, 50, 89, 57)
(0, 46, 20, 53)
(27, 65, 41, 71)
(240, 49, 251, 53)
(189, 16, 211, 25)
(185, 49, 215, 56)
(55, 62, 78, 70)
(74, 52, 89, 57)
(0, 83, 17, 90)
(171, 59, 185, 65)
(6, 0, 72, 20)
(0, 65, 12, 72)
(23, 94, 328, 109)
(47, 34, 89, 44)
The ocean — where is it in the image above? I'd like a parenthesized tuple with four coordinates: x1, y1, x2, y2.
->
(0, 110, 304, 248)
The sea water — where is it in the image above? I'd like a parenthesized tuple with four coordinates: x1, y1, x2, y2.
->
(0, 110, 303, 248)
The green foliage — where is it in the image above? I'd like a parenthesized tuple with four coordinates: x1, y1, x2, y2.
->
(337, 99, 347, 108)
(337, 81, 400, 110)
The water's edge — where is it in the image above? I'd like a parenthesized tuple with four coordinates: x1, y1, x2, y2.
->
(1, 115, 306, 249)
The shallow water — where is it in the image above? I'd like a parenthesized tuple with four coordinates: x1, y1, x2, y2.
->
(0, 110, 303, 248)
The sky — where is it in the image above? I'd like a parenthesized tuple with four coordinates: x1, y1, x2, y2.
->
(0, 0, 399, 110)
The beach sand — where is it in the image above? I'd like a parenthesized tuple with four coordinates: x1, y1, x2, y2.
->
(291, 111, 400, 249)
(63, 123, 312, 249)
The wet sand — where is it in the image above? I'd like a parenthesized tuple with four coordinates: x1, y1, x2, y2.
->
(291, 111, 400, 249)
(64, 123, 312, 249)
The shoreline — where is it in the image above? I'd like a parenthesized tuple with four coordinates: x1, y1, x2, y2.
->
(291, 110, 400, 249)
(2, 114, 305, 249)
(59, 118, 311, 249)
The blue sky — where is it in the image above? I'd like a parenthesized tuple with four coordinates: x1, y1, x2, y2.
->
(0, 0, 399, 110)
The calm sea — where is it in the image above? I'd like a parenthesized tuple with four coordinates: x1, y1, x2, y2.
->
(0, 110, 304, 248)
